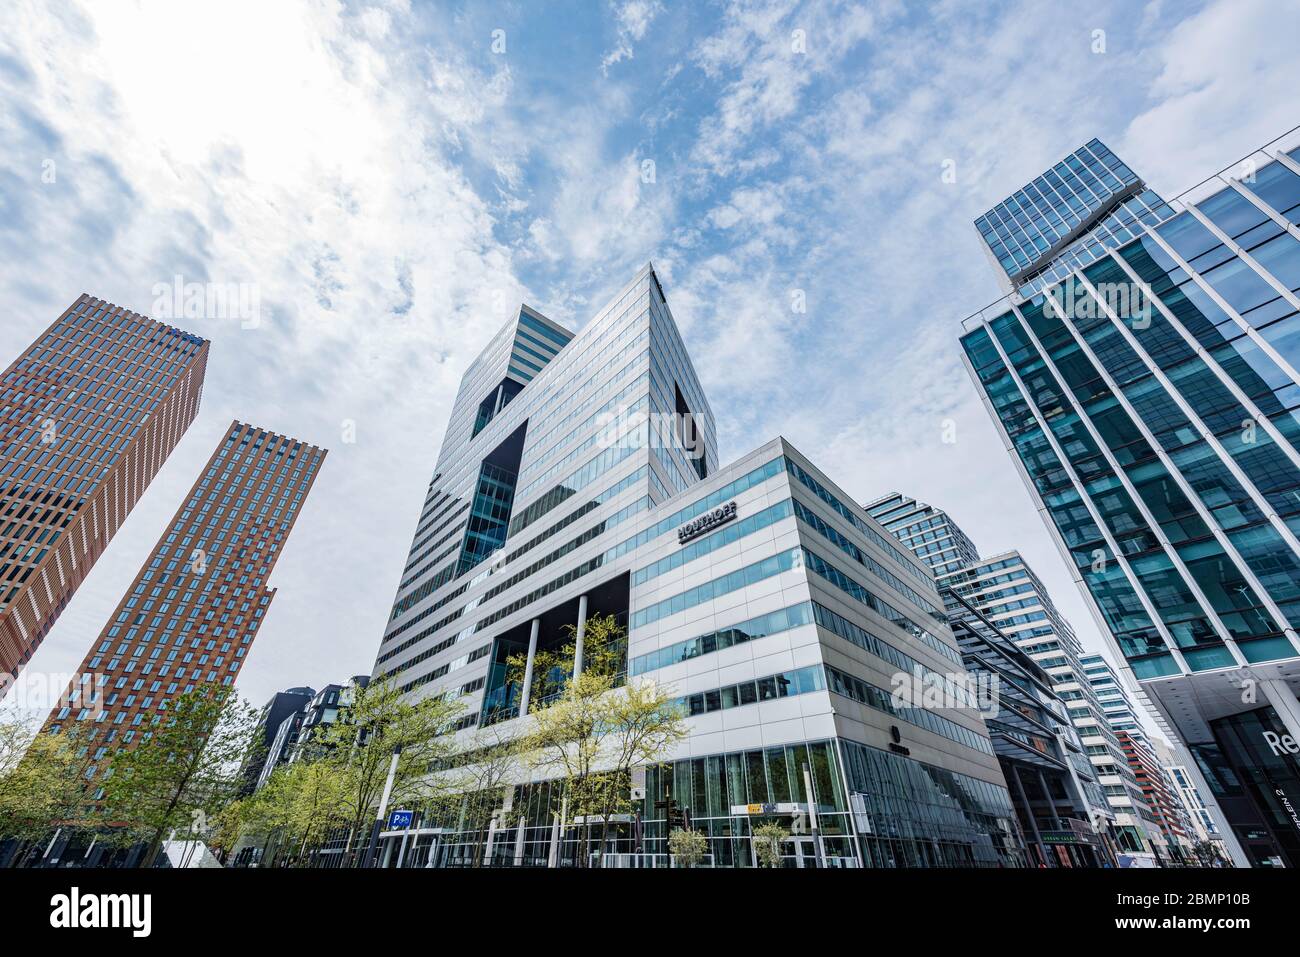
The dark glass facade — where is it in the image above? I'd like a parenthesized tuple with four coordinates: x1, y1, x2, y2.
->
(1196, 706, 1300, 867)
(962, 154, 1300, 679)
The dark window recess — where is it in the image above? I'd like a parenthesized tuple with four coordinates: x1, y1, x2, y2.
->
(473, 376, 524, 439)
(457, 421, 527, 575)
(674, 383, 708, 480)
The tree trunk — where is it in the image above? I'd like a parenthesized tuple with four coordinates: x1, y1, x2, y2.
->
(143, 746, 203, 868)
(578, 796, 590, 868)
(342, 824, 356, 868)
(597, 801, 613, 863)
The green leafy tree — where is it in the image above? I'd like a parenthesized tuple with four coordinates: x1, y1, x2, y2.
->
(0, 716, 91, 845)
(518, 614, 684, 866)
(668, 827, 708, 868)
(521, 668, 611, 866)
(228, 759, 350, 867)
(591, 676, 686, 856)
(753, 822, 790, 868)
(505, 613, 624, 715)
(446, 723, 528, 866)
(98, 684, 258, 867)
(207, 793, 259, 864)
(314, 677, 462, 867)
(281, 760, 350, 866)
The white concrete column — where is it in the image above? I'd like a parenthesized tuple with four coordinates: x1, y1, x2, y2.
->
(573, 594, 589, 679)
(513, 815, 527, 866)
(548, 797, 567, 868)
(517, 618, 540, 716)
(485, 815, 498, 866)
(1169, 739, 1251, 868)
(547, 812, 561, 869)
(1259, 678, 1300, 745)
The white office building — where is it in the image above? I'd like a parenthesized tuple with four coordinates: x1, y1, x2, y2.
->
(367, 265, 1023, 868)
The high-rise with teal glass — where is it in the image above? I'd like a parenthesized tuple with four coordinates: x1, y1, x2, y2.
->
(960, 129, 1300, 867)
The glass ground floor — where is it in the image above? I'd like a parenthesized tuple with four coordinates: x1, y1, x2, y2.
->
(1192, 704, 1300, 868)
(369, 736, 1026, 868)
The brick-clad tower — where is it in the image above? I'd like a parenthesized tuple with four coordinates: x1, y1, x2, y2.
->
(43, 420, 327, 788)
(0, 295, 208, 681)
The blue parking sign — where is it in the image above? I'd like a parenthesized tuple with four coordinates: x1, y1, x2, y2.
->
(387, 809, 414, 829)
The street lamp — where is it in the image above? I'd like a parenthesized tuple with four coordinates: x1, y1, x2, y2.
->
(361, 743, 402, 869)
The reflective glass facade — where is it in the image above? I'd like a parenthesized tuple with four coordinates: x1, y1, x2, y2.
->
(941, 552, 1154, 851)
(865, 493, 980, 577)
(962, 138, 1300, 678)
(976, 139, 1172, 297)
(961, 129, 1300, 866)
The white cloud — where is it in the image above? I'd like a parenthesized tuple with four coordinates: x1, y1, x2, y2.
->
(1119, 0, 1300, 191)
(0, 0, 531, 704)
(600, 0, 663, 74)
(1, 0, 1294, 729)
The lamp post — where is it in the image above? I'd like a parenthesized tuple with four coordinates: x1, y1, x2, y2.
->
(362, 743, 402, 868)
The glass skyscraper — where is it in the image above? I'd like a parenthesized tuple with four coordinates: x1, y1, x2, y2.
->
(942, 551, 1160, 860)
(0, 295, 208, 682)
(975, 138, 1173, 298)
(960, 129, 1300, 866)
(865, 493, 980, 577)
(371, 264, 1024, 868)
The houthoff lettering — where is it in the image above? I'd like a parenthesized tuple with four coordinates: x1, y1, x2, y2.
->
(677, 501, 737, 544)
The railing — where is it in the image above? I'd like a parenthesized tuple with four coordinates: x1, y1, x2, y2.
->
(597, 853, 715, 869)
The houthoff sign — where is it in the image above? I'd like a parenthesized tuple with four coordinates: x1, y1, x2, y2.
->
(678, 501, 737, 544)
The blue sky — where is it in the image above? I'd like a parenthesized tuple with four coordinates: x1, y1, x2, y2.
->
(1, 0, 1298, 715)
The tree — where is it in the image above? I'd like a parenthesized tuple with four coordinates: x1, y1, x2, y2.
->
(505, 613, 625, 716)
(98, 684, 258, 867)
(519, 614, 685, 866)
(591, 675, 686, 856)
(668, 827, 708, 868)
(0, 716, 91, 847)
(314, 677, 462, 867)
(207, 794, 259, 864)
(282, 760, 351, 866)
(446, 722, 528, 866)
(522, 669, 610, 866)
(227, 759, 350, 867)
(753, 822, 790, 868)
(1191, 838, 1225, 868)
